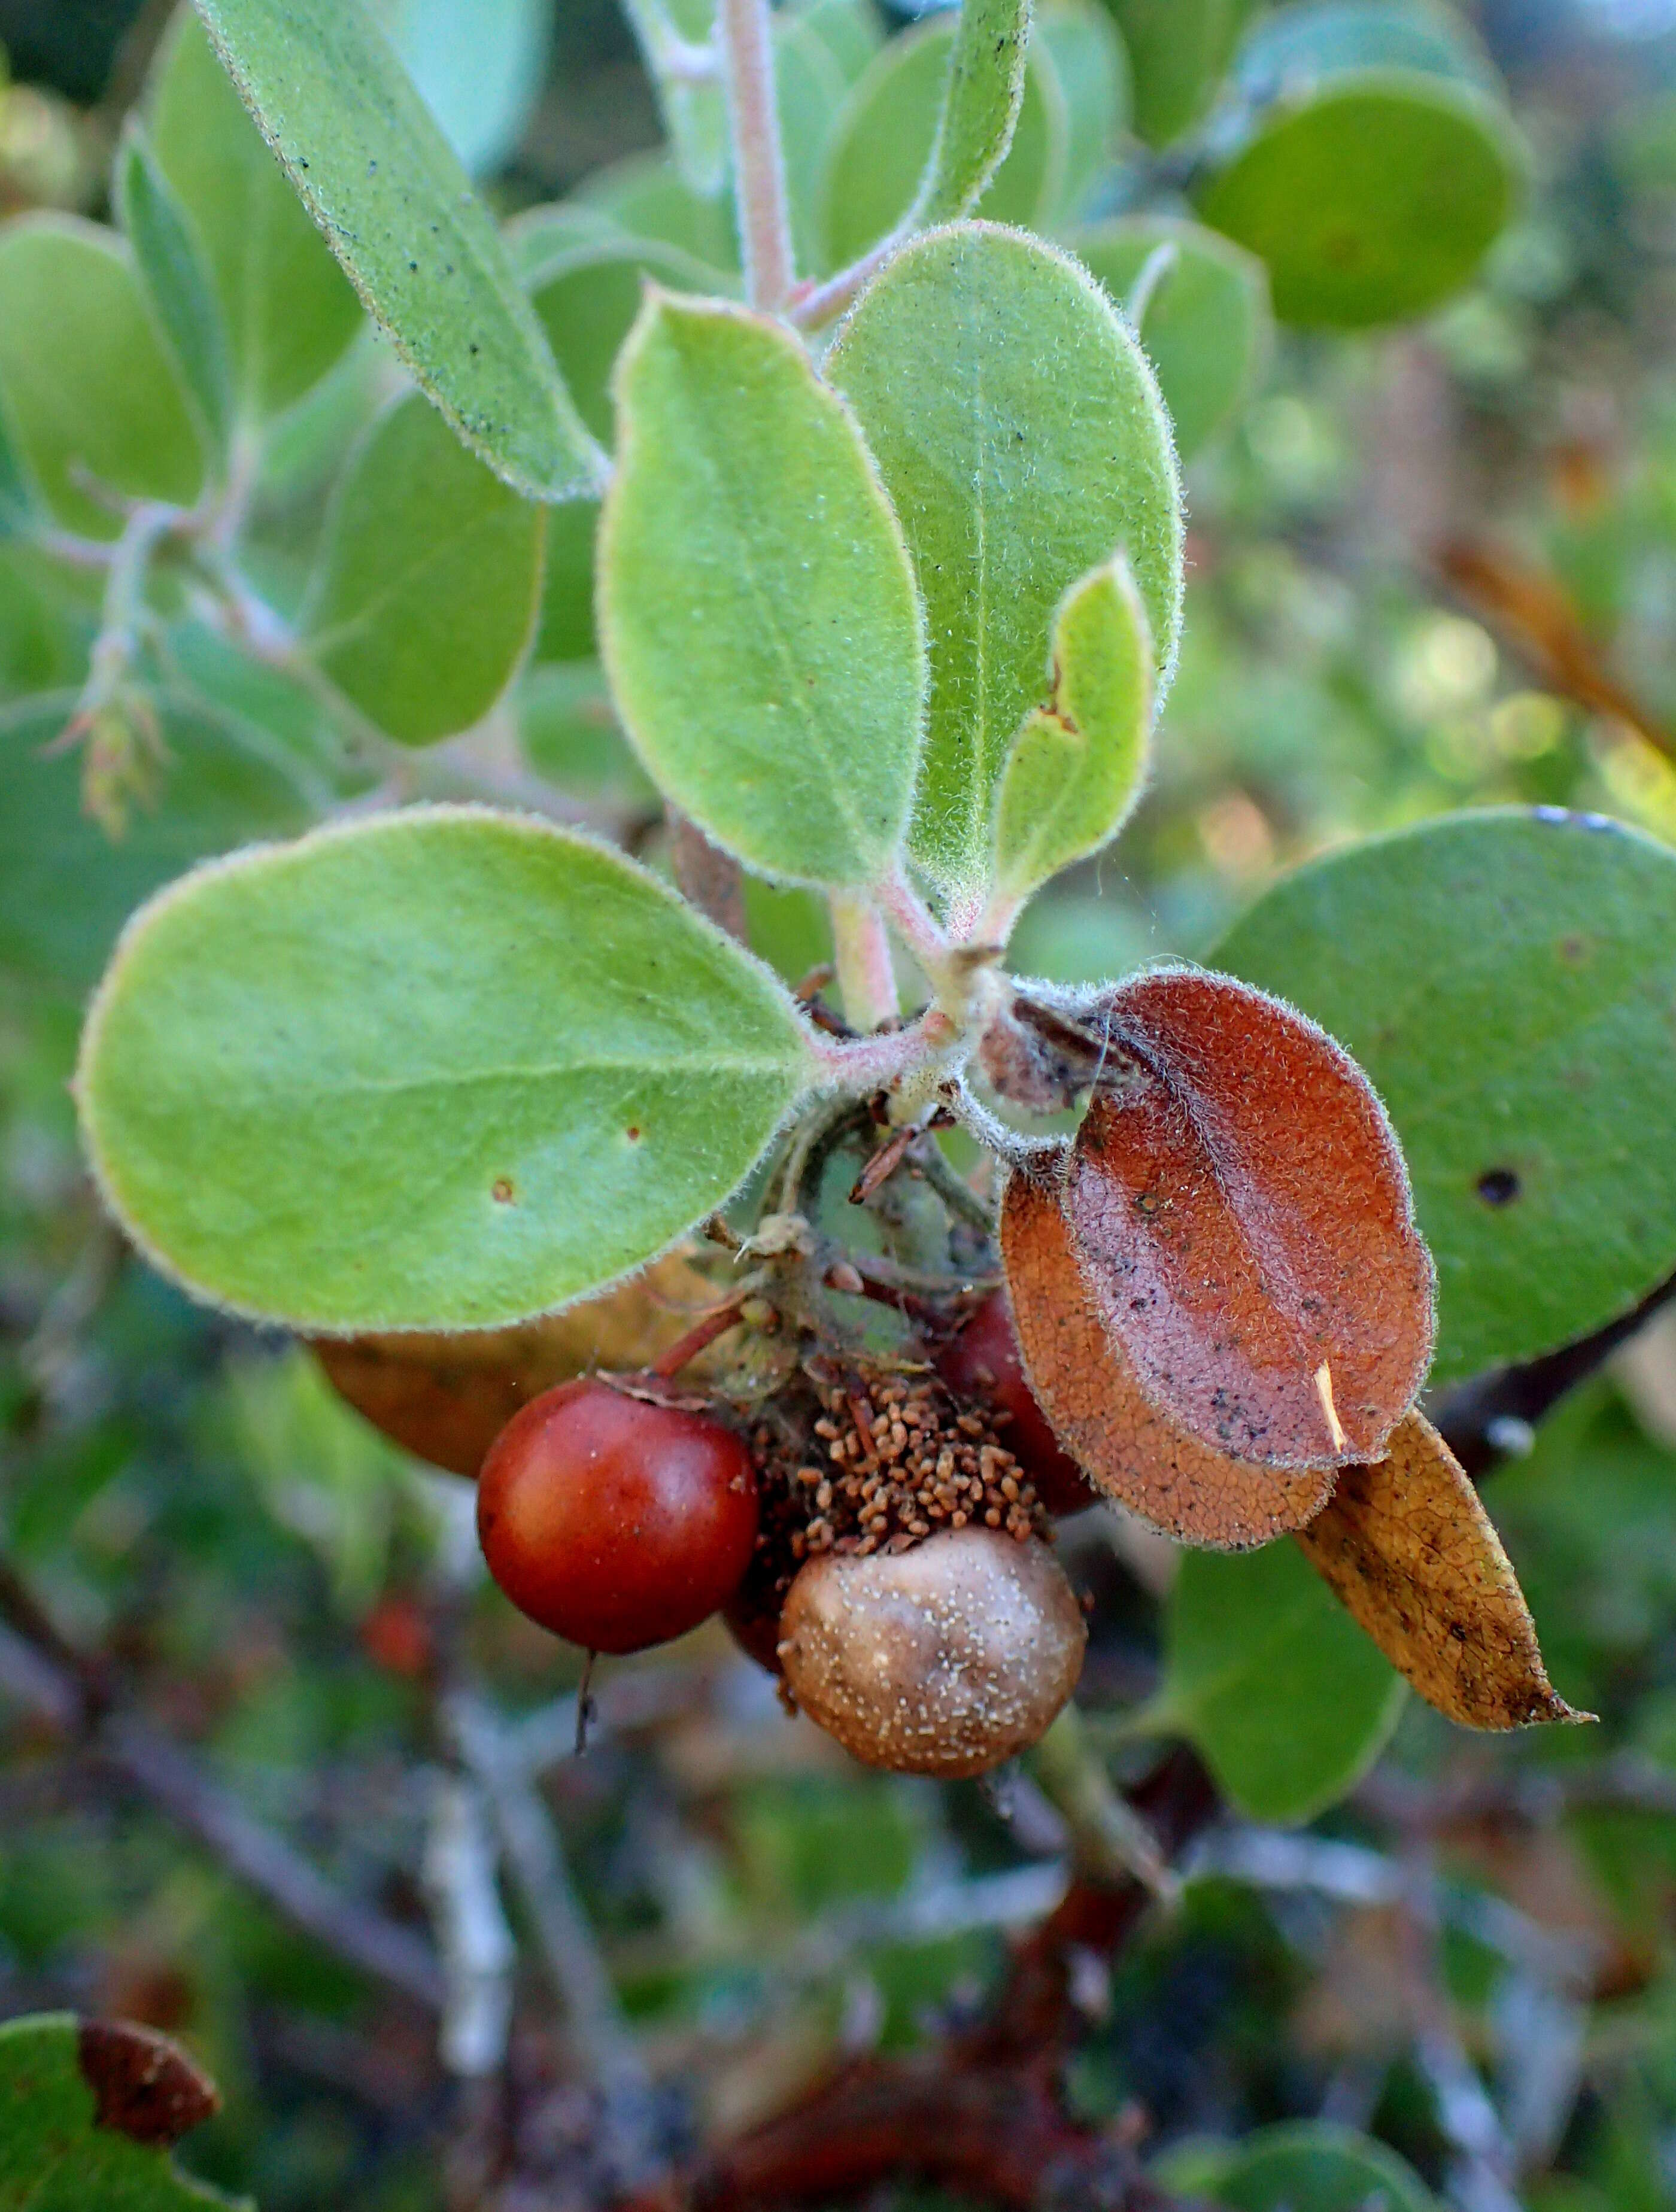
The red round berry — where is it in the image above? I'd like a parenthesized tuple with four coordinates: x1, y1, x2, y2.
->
(936, 1290, 1098, 1517)
(476, 1378, 758, 1654)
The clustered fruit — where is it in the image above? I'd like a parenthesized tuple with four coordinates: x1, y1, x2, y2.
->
(473, 1287, 1091, 1777)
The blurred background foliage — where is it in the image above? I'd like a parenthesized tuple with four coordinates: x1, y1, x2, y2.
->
(11, 1, 1676, 2208)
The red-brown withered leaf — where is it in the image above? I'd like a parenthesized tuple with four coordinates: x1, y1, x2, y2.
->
(1000, 1168, 1336, 1546)
(313, 1249, 727, 1476)
(1056, 968, 1435, 1467)
(1295, 1410, 1585, 1729)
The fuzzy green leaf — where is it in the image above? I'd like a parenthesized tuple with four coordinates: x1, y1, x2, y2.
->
(0, 215, 205, 539)
(187, 0, 604, 497)
(148, 14, 360, 421)
(303, 390, 545, 745)
(77, 807, 816, 1333)
(0, 2014, 245, 2211)
(992, 553, 1152, 907)
(827, 223, 1181, 908)
(1073, 217, 1271, 458)
(116, 120, 233, 452)
(599, 293, 926, 890)
(0, 694, 314, 997)
(822, 17, 1062, 271)
(1161, 1540, 1405, 1826)
(914, 0, 1035, 229)
(1196, 73, 1522, 327)
(1216, 807, 1676, 1384)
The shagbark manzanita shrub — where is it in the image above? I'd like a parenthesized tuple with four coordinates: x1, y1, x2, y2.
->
(5, 0, 1676, 2187)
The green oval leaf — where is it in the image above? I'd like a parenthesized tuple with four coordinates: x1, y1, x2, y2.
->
(1196, 73, 1522, 328)
(777, 11, 850, 280)
(0, 2014, 245, 2211)
(992, 552, 1152, 907)
(1097, 0, 1248, 147)
(1161, 1539, 1404, 1826)
(77, 807, 816, 1332)
(303, 390, 545, 746)
(0, 215, 206, 539)
(1163, 2123, 1437, 2212)
(116, 120, 233, 454)
(821, 11, 1061, 272)
(1072, 216, 1271, 459)
(579, 152, 741, 272)
(529, 237, 731, 448)
(1036, 0, 1130, 225)
(0, 694, 314, 997)
(189, 0, 605, 497)
(791, 0, 885, 87)
(147, 13, 360, 423)
(385, 0, 552, 179)
(621, 0, 728, 197)
(827, 223, 1181, 908)
(1235, 0, 1500, 101)
(535, 494, 599, 663)
(599, 292, 927, 890)
(1215, 809, 1676, 1383)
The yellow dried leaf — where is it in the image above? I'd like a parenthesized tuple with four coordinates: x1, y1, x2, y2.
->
(1295, 1410, 1587, 1730)
(313, 1250, 726, 1476)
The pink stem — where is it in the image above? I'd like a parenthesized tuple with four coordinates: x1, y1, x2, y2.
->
(719, 0, 794, 312)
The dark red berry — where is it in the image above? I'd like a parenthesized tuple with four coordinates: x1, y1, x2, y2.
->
(936, 1290, 1098, 1517)
(476, 1378, 758, 1654)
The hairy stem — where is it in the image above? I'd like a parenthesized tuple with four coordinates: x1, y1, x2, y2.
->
(789, 234, 899, 330)
(830, 892, 899, 1032)
(810, 1006, 958, 1097)
(719, 0, 794, 312)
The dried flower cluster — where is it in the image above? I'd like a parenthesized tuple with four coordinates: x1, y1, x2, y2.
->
(728, 1365, 1053, 1669)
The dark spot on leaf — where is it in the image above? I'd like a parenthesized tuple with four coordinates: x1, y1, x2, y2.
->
(77, 2020, 219, 2148)
(491, 1178, 515, 1205)
(1557, 934, 1592, 966)
(625, 1126, 642, 1143)
(1476, 1167, 1520, 1207)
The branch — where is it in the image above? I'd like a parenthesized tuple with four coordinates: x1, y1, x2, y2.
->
(636, 1748, 1220, 2212)
(0, 1574, 445, 2013)
(421, 1772, 515, 2077)
(670, 812, 747, 941)
(1431, 1259, 1676, 1476)
(450, 1691, 672, 2195)
(719, 0, 794, 312)
(1438, 538, 1675, 762)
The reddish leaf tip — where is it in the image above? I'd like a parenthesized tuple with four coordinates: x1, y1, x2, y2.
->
(77, 2018, 220, 2147)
